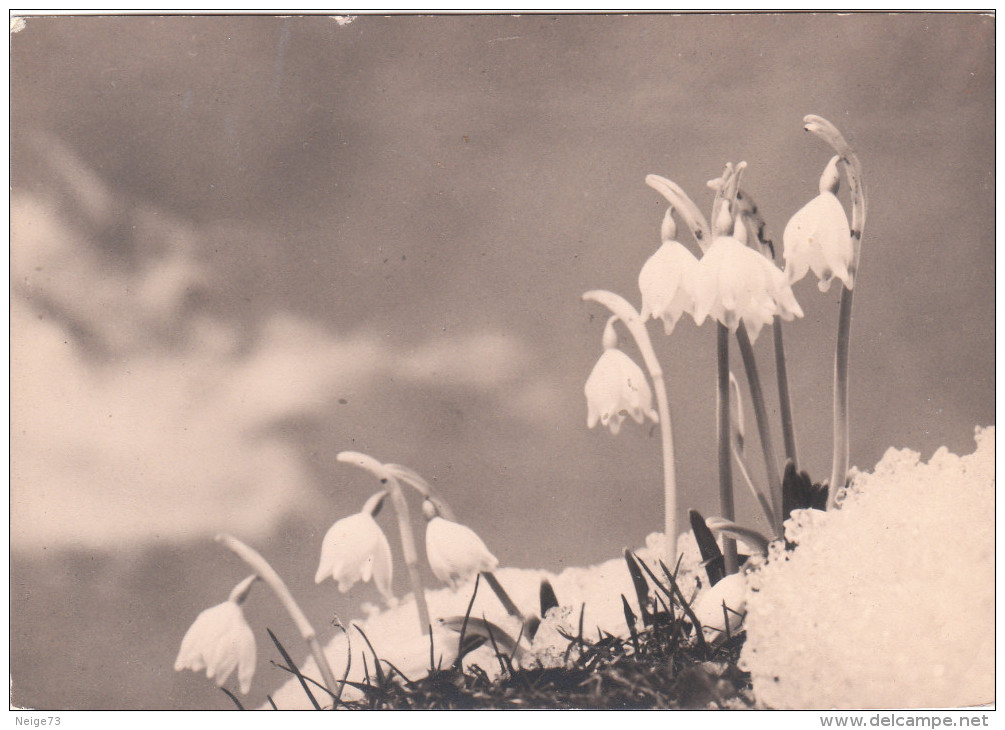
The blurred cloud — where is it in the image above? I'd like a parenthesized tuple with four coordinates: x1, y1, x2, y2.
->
(9, 145, 544, 551)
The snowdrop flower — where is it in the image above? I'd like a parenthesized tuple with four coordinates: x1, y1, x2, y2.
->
(584, 319, 659, 435)
(315, 494, 393, 600)
(692, 572, 747, 644)
(783, 155, 854, 292)
(693, 209, 803, 343)
(423, 500, 499, 589)
(174, 574, 258, 694)
(639, 208, 703, 333)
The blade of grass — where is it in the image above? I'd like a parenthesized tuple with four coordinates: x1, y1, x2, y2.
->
(623, 550, 653, 626)
(269, 660, 340, 702)
(621, 595, 640, 655)
(352, 624, 386, 688)
(454, 573, 480, 669)
(688, 510, 725, 586)
(219, 686, 244, 710)
(267, 628, 321, 710)
(480, 613, 513, 675)
(656, 560, 709, 654)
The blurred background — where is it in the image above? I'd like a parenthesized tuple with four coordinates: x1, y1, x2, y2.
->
(9, 13, 994, 710)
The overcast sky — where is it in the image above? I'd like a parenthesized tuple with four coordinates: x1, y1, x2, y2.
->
(9, 13, 995, 710)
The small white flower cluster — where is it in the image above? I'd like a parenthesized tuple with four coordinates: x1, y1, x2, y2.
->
(313, 496, 498, 597)
(176, 461, 500, 699)
(585, 155, 854, 436)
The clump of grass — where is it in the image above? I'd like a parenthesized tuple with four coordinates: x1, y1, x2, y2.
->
(266, 553, 754, 710)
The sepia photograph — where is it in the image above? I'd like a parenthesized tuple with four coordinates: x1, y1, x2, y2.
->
(9, 11, 995, 714)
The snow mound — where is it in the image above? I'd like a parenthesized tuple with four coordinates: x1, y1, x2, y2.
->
(741, 427, 995, 709)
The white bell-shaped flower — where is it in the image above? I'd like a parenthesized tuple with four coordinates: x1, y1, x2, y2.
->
(584, 340, 658, 436)
(692, 572, 748, 644)
(783, 155, 854, 292)
(315, 509, 393, 600)
(693, 210, 802, 343)
(423, 501, 499, 589)
(174, 576, 258, 694)
(639, 208, 703, 333)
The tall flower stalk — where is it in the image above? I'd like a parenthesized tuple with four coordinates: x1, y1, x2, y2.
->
(800, 115, 867, 508)
(337, 451, 432, 634)
(647, 162, 800, 566)
(215, 533, 340, 699)
(773, 319, 799, 466)
(715, 322, 738, 573)
(582, 289, 678, 566)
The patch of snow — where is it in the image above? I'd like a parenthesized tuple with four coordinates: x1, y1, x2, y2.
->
(741, 427, 995, 709)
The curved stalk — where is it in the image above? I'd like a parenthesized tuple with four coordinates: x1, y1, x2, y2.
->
(337, 451, 432, 634)
(803, 115, 867, 508)
(705, 517, 770, 557)
(384, 463, 457, 522)
(215, 533, 339, 700)
(645, 174, 712, 252)
(716, 324, 739, 574)
(582, 289, 679, 565)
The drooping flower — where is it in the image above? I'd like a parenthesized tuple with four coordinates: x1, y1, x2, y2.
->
(639, 208, 703, 333)
(423, 500, 499, 589)
(692, 571, 748, 644)
(783, 155, 854, 292)
(693, 210, 803, 343)
(174, 575, 258, 694)
(584, 322, 658, 435)
(315, 506, 393, 600)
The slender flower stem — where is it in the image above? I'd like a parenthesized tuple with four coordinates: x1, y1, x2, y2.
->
(773, 319, 799, 467)
(716, 323, 738, 574)
(582, 289, 679, 565)
(215, 533, 340, 699)
(735, 323, 784, 536)
(828, 290, 854, 506)
(802, 115, 867, 508)
(337, 451, 432, 634)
